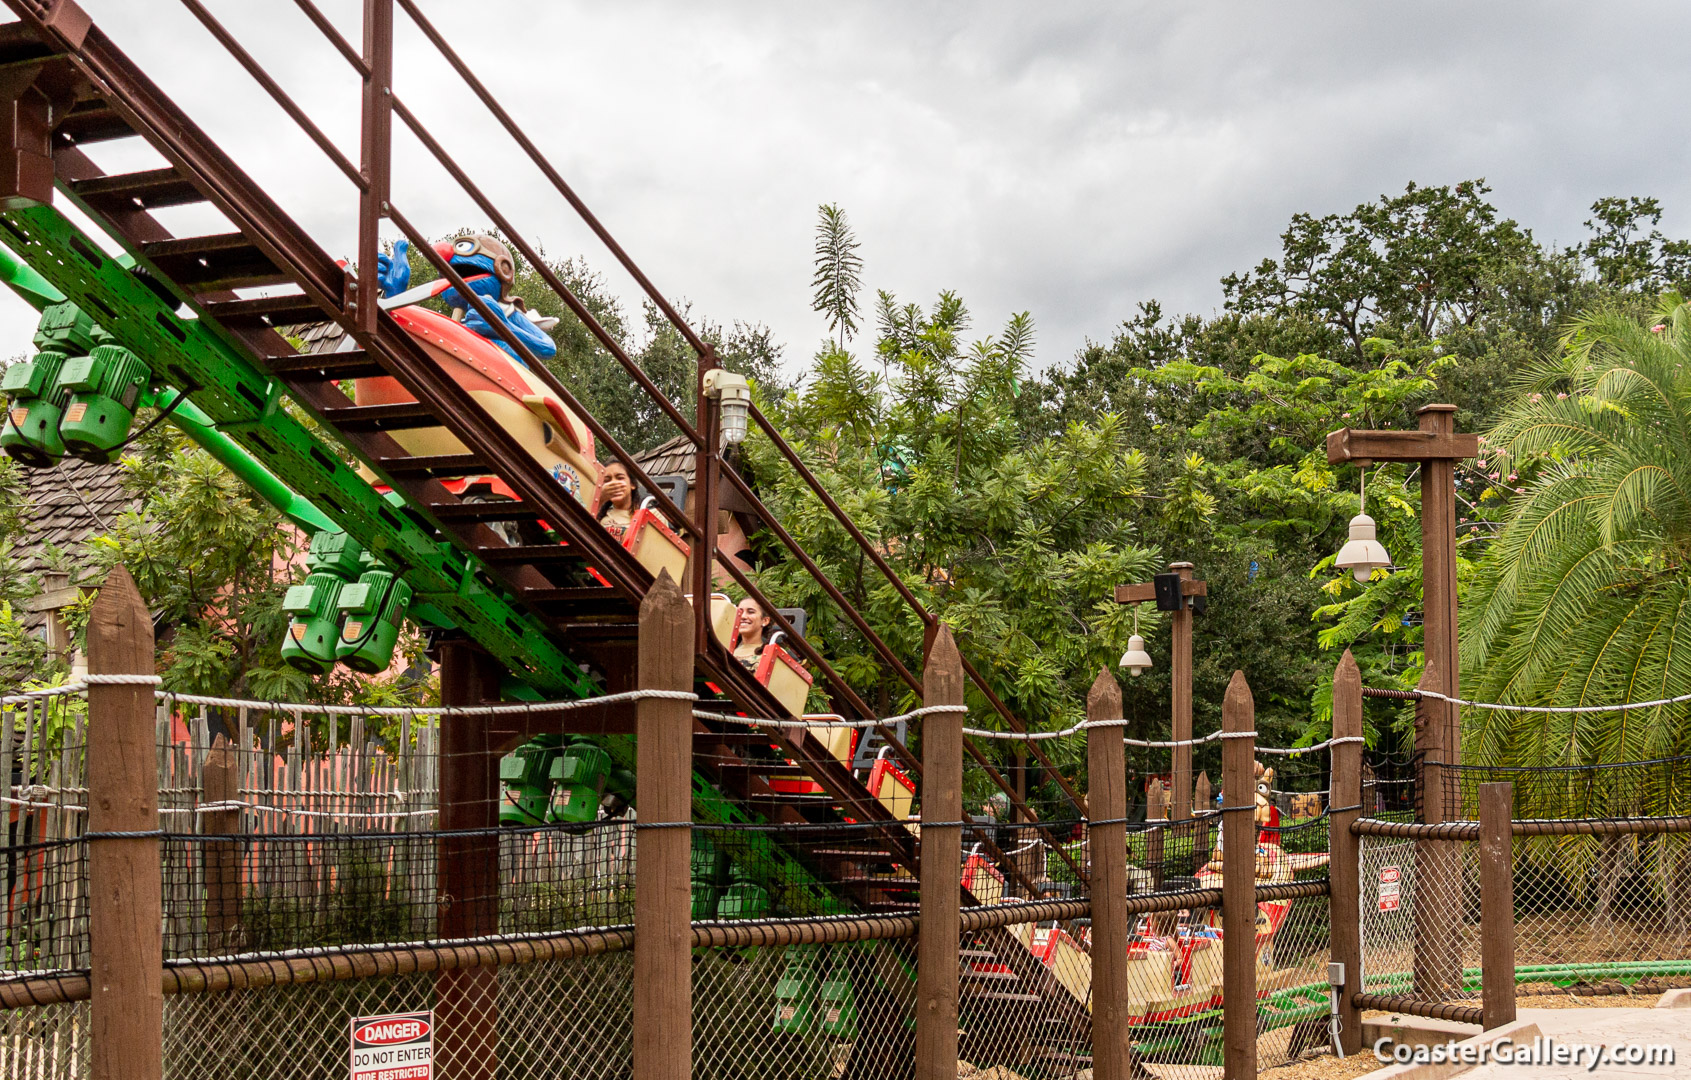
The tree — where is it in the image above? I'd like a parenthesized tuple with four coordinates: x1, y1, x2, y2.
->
(746, 290, 1161, 814)
(1577, 196, 1691, 297)
(1462, 296, 1691, 787)
(812, 203, 864, 351)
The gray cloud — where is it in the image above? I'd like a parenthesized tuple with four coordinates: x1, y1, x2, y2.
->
(4, 1, 1689, 379)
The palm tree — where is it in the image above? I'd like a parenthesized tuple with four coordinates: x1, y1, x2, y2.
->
(1463, 296, 1691, 814)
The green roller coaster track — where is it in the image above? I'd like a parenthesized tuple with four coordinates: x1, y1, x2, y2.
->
(0, 202, 845, 917)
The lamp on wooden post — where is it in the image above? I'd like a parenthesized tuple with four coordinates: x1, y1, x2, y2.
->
(1325, 405, 1477, 818)
(1114, 563, 1206, 823)
(1328, 405, 1478, 1008)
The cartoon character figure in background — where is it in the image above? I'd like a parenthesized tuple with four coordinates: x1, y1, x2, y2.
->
(375, 236, 558, 365)
(1201, 761, 1290, 884)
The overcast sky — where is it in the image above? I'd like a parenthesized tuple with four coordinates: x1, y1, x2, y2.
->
(13, 1, 1691, 378)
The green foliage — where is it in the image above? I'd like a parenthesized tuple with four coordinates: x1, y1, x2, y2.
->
(746, 293, 1159, 814)
(811, 203, 863, 350)
(1578, 197, 1691, 296)
(1462, 297, 1691, 781)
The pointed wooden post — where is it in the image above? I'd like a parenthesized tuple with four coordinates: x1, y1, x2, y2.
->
(1220, 671, 1257, 1080)
(1329, 651, 1364, 1055)
(86, 565, 161, 1080)
(916, 624, 964, 1080)
(202, 733, 242, 950)
(634, 570, 695, 1080)
(1087, 669, 1132, 1080)
(1479, 783, 1516, 1029)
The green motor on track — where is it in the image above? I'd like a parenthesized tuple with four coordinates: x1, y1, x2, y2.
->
(51, 342, 150, 463)
(1, 301, 103, 467)
(280, 532, 365, 674)
(335, 566, 415, 674)
(499, 736, 563, 826)
(1, 349, 69, 466)
(547, 741, 611, 824)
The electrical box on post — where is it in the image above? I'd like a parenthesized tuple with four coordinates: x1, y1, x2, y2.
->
(1153, 573, 1182, 611)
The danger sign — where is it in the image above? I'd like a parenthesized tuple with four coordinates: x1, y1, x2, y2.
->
(350, 1010, 432, 1080)
(1378, 865, 1401, 912)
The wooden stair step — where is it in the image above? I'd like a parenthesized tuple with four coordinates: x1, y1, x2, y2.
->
(812, 849, 897, 861)
(69, 167, 203, 210)
(266, 349, 384, 381)
(520, 587, 628, 618)
(54, 102, 135, 146)
(474, 544, 582, 565)
(692, 731, 779, 745)
(320, 401, 440, 432)
(430, 501, 544, 524)
(713, 760, 810, 776)
(375, 453, 486, 480)
(142, 232, 291, 291)
(835, 874, 917, 887)
(960, 969, 1019, 982)
(202, 293, 325, 327)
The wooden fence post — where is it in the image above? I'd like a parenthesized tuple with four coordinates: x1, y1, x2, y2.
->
(633, 570, 694, 1080)
(1087, 669, 1132, 1080)
(436, 638, 505, 1080)
(1479, 782, 1516, 1029)
(916, 624, 964, 1080)
(1220, 671, 1256, 1080)
(1146, 781, 1166, 889)
(86, 565, 161, 1080)
(202, 734, 241, 951)
(1329, 651, 1364, 1055)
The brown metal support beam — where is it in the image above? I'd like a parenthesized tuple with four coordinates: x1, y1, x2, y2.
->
(356, 0, 392, 334)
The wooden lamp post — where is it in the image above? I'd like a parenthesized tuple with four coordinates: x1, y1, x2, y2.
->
(1114, 562, 1207, 822)
(1326, 404, 1478, 999)
(1325, 404, 1477, 816)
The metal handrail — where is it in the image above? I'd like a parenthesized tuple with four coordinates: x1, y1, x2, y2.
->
(177, 0, 364, 188)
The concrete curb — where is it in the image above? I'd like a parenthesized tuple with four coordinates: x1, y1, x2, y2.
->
(1363, 1018, 1541, 1080)
(1654, 987, 1691, 1008)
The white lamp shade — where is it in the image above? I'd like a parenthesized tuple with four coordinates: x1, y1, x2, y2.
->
(1119, 634, 1152, 676)
(1335, 513, 1391, 583)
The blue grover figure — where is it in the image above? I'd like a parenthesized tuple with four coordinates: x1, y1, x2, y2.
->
(374, 236, 557, 366)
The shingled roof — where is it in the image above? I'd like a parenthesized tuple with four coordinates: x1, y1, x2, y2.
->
(11, 455, 140, 633)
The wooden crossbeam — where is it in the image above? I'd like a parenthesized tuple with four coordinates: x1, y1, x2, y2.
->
(1325, 426, 1479, 464)
(1113, 579, 1206, 604)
